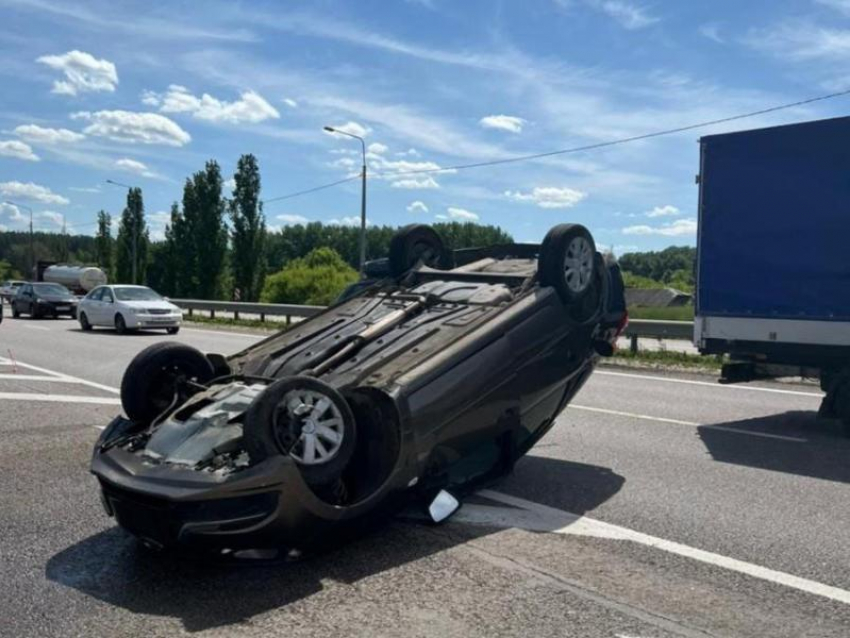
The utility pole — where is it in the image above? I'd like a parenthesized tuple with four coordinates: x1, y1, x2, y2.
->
(4, 200, 34, 278)
(106, 179, 138, 284)
(324, 126, 367, 274)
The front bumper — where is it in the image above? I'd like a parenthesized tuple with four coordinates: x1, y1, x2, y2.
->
(125, 314, 182, 329)
(91, 417, 378, 549)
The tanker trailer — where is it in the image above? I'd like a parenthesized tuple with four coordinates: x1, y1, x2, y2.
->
(41, 264, 107, 295)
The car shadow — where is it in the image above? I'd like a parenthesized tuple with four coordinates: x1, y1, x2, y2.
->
(45, 457, 623, 633)
(698, 410, 850, 484)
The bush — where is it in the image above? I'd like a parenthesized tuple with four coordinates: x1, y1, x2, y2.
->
(260, 247, 358, 306)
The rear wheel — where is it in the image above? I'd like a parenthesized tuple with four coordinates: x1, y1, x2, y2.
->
(243, 377, 357, 486)
(539, 224, 598, 304)
(79, 312, 92, 331)
(120, 342, 214, 425)
(388, 224, 445, 277)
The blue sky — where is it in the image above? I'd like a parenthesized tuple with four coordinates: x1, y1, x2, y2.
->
(1, 0, 849, 253)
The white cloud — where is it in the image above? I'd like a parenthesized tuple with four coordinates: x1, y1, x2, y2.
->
(328, 216, 369, 226)
(38, 211, 64, 227)
(13, 125, 85, 145)
(69, 186, 101, 193)
(0, 140, 39, 162)
(745, 21, 850, 62)
(699, 23, 724, 44)
(584, 0, 659, 30)
(224, 177, 237, 191)
(407, 200, 429, 213)
(0, 181, 69, 205)
(447, 207, 479, 221)
(144, 85, 280, 124)
(622, 219, 697, 237)
(645, 205, 679, 218)
(391, 176, 440, 189)
(36, 50, 118, 95)
(435, 214, 448, 220)
(396, 148, 420, 157)
(325, 121, 371, 138)
(277, 213, 310, 224)
(817, 0, 850, 16)
(505, 186, 586, 209)
(283, 98, 298, 108)
(0, 202, 27, 223)
(116, 158, 157, 178)
(479, 114, 526, 133)
(367, 142, 388, 154)
(71, 110, 191, 146)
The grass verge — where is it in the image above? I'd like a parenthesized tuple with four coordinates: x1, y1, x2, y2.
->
(183, 314, 283, 332)
(610, 348, 725, 371)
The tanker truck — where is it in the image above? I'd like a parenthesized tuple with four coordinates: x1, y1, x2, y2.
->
(36, 261, 107, 295)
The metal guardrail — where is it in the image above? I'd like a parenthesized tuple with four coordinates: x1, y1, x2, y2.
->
(623, 319, 695, 353)
(171, 299, 324, 323)
(172, 299, 697, 345)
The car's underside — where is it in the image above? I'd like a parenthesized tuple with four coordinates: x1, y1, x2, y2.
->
(92, 223, 627, 551)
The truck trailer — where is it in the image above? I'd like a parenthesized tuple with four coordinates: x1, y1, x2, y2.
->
(694, 116, 850, 431)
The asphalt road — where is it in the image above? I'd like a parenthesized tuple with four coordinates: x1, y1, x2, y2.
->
(1, 315, 849, 637)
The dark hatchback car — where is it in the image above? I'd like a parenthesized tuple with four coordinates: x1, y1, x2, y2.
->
(12, 282, 78, 319)
(92, 223, 627, 553)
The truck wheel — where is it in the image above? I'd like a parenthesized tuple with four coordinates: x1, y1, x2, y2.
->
(388, 224, 445, 277)
(120, 342, 214, 425)
(243, 377, 357, 487)
(539, 224, 598, 304)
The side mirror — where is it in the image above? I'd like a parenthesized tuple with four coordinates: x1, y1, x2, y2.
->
(427, 489, 460, 524)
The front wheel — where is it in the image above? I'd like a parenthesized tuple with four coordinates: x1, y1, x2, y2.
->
(243, 377, 357, 486)
(79, 312, 93, 331)
(166, 326, 180, 335)
(115, 314, 127, 334)
(12, 303, 20, 318)
(120, 342, 215, 425)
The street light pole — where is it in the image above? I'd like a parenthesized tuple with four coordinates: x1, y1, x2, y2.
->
(106, 179, 137, 284)
(324, 126, 367, 275)
(4, 200, 34, 278)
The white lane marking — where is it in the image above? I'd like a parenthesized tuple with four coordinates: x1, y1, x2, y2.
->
(470, 490, 850, 606)
(0, 392, 121, 405)
(0, 374, 85, 383)
(181, 327, 265, 339)
(597, 370, 822, 398)
(0, 356, 119, 394)
(568, 404, 808, 442)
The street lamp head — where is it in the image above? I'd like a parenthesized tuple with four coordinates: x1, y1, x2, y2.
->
(323, 126, 336, 133)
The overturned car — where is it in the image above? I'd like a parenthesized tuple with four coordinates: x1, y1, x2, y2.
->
(92, 223, 627, 551)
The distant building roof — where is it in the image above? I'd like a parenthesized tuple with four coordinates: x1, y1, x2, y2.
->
(625, 288, 692, 308)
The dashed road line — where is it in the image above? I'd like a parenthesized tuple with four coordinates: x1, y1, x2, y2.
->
(597, 370, 822, 398)
(0, 374, 83, 383)
(0, 356, 119, 394)
(568, 404, 808, 442)
(464, 490, 850, 606)
(0, 393, 121, 405)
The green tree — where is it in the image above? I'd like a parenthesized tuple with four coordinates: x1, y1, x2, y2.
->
(186, 161, 228, 299)
(115, 187, 149, 284)
(261, 247, 358, 306)
(94, 210, 113, 279)
(230, 154, 266, 301)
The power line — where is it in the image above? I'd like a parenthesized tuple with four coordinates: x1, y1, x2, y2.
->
(263, 175, 360, 205)
(371, 87, 850, 178)
(259, 87, 850, 202)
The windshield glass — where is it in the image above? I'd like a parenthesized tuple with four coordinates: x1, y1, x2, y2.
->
(33, 283, 71, 296)
(114, 287, 163, 301)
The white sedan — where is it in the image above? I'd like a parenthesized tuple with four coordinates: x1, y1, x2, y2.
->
(78, 285, 183, 334)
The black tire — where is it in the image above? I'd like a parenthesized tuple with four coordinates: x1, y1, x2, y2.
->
(115, 314, 127, 334)
(166, 327, 180, 335)
(388, 224, 445, 277)
(120, 342, 214, 425)
(12, 303, 20, 318)
(539, 224, 598, 304)
(79, 312, 92, 331)
(243, 376, 357, 486)
(833, 378, 850, 437)
(31, 304, 42, 319)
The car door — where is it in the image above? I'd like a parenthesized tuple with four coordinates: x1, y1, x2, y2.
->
(83, 287, 103, 324)
(99, 287, 115, 325)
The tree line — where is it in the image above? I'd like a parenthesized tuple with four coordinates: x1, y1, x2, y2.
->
(0, 153, 514, 304)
